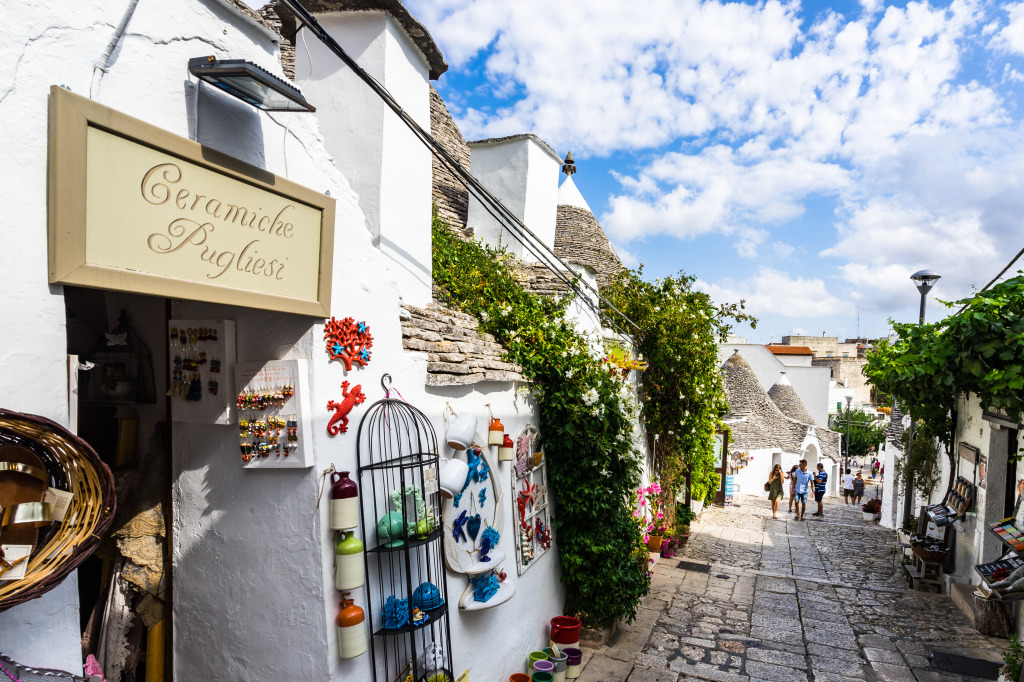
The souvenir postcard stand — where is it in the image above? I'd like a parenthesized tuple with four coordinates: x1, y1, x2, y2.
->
(356, 377, 453, 682)
(169, 319, 236, 424)
(234, 359, 314, 469)
(441, 442, 515, 610)
(978, 495, 1024, 601)
(923, 476, 974, 529)
(510, 424, 553, 575)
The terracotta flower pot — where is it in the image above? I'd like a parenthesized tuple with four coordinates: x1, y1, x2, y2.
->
(647, 535, 664, 552)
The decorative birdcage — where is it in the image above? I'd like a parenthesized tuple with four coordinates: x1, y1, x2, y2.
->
(80, 309, 155, 404)
(356, 375, 453, 682)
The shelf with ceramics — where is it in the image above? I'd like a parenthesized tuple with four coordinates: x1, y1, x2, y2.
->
(511, 425, 552, 574)
(350, 377, 454, 682)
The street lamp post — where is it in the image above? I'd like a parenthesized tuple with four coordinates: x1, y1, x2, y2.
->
(902, 270, 941, 522)
(844, 395, 853, 473)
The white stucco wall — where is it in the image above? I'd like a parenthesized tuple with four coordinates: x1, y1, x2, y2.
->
(467, 137, 561, 261)
(296, 12, 433, 307)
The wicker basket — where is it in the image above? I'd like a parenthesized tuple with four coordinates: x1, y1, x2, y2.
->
(0, 409, 116, 612)
(912, 545, 949, 563)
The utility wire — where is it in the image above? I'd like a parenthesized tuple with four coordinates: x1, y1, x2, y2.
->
(278, 0, 639, 334)
(954, 244, 1024, 315)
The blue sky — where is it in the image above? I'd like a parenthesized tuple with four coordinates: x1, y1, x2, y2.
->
(405, 0, 1024, 343)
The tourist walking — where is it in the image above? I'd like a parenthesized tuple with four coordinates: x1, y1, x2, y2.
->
(842, 468, 855, 505)
(793, 460, 813, 521)
(787, 465, 798, 513)
(853, 471, 865, 504)
(812, 462, 828, 517)
(768, 464, 785, 519)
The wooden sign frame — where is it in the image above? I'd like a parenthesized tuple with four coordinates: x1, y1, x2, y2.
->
(48, 86, 335, 316)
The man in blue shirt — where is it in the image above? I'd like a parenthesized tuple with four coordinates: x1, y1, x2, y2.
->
(812, 462, 829, 517)
(793, 459, 814, 521)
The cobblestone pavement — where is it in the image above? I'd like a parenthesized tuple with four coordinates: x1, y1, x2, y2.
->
(576, 496, 1008, 682)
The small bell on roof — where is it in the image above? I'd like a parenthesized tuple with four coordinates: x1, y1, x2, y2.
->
(561, 151, 576, 176)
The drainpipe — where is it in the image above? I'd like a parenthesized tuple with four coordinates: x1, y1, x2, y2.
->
(90, 0, 142, 98)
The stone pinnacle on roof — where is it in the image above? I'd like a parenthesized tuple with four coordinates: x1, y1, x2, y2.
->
(768, 372, 818, 426)
(562, 151, 576, 176)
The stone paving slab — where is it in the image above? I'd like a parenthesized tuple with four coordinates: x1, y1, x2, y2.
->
(575, 495, 1008, 681)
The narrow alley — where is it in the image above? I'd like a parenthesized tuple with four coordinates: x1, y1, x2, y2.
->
(577, 497, 1008, 682)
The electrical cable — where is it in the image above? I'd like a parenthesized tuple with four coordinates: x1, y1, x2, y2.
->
(278, 0, 639, 334)
(954, 244, 1024, 315)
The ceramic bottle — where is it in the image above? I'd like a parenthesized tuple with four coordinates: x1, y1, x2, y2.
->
(488, 418, 504, 446)
(337, 592, 367, 658)
(329, 471, 359, 530)
(335, 530, 365, 590)
(499, 434, 515, 462)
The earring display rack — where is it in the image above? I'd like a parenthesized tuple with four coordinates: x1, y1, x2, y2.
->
(356, 376, 453, 682)
(234, 359, 314, 469)
(169, 319, 236, 424)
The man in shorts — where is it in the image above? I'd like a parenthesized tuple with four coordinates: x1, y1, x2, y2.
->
(793, 459, 813, 521)
(812, 462, 829, 517)
(842, 468, 855, 505)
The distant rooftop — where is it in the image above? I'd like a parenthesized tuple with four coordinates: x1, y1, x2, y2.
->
(467, 134, 562, 164)
(765, 345, 813, 356)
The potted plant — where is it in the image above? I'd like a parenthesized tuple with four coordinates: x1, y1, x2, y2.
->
(999, 634, 1024, 682)
(862, 498, 882, 521)
(634, 483, 666, 551)
(660, 535, 678, 559)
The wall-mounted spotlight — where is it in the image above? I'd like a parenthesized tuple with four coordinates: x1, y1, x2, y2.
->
(188, 56, 315, 112)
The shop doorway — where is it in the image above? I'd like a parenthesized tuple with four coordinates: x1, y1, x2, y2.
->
(64, 287, 170, 682)
(1006, 428, 1020, 520)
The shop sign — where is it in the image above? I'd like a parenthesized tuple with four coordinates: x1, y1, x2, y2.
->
(48, 86, 335, 316)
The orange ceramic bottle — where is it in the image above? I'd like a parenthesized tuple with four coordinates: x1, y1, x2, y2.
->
(488, 418, 504, 446)
(337, 592, 367, 658)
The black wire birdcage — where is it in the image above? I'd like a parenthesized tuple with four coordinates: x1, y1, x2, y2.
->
(356, 375, 454, 682)
(80, 309, 156, 404)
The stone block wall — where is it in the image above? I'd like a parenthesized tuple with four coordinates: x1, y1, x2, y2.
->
(554, 204, 622, 290)
(430, 86, 470, 231)
(401, 303, 525, 385)
(260, 3, 296, 80)
(514, 262, 570, 298)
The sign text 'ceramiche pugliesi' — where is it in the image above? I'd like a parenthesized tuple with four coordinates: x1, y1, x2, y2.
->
(87, 127, 321, 301)
(48, 86, 335, 316)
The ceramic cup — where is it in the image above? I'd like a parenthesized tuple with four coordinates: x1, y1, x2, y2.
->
(438, 456, 470, 499)
(527, 650, 549, 673)
(532, 673, 554, 682)
(543, 647, 567, 682)
(533, 660, 554, 673)
(446, 413, 477, 450)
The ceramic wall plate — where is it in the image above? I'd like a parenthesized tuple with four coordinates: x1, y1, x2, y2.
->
(442, 445, 504, 574)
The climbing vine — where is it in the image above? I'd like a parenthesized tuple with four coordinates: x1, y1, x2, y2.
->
(603, 267, 753, 506)
(865, 274, 1024, 482)
(432, 214, 649, 627)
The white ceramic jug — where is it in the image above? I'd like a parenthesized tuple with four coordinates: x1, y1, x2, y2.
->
(446, 413, 477, 450)
(437, 455, 470, 499)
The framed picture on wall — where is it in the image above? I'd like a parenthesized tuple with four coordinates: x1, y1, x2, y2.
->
(979, 452, 988, 490)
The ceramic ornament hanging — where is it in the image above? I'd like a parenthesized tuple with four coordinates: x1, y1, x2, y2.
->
(329, 471, 359, 530)
(335, 530, 365, 590)
(488, 417, 504, 446)
(336, 592, 368, 658)
(498, 434, 515, 462)
(324, 317, 373, 371)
